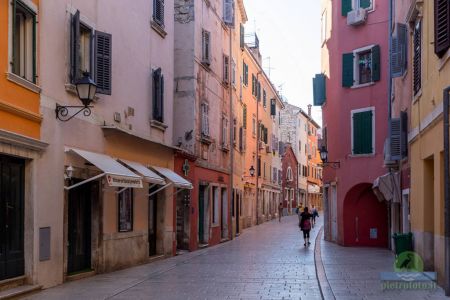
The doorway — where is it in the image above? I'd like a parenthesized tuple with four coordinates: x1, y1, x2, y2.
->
(176, 190, 190, 251)
(235, 191, 240, 235)
(68, 180, 97, 274)
(0, 155, 25, 281)
(221, 188, 228, 239)
(331, 185, 338, 242)
(198, 185, 208, 244)
(148, 186, 158, 256)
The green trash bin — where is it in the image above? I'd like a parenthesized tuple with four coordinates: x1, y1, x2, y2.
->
(393, 232, 413, 256)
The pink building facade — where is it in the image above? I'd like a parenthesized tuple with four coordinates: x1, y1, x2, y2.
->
(318, 0, 390, 247)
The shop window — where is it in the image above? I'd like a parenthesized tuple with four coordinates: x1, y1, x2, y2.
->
(118, 188, 133, 232)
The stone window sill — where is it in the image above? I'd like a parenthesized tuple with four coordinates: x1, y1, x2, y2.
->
(150, 20, 167, 38)
(349, 153, 375, 158)
(150, 120, 168, 132)
(200, 135, 213, 145)
(351, 82, 375, 89)
(6, 72, 41, 94)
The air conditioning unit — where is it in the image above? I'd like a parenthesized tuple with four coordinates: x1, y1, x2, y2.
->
(347, 8, 367, 26)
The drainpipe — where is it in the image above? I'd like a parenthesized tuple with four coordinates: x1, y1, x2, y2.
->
(387, 0, 394, 250)
(229, 26, 234, 240)
(444, 86, 450, 296)
(256, 71, 261, 225)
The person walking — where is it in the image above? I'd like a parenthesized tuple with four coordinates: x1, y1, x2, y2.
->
(278, 202, 283, 222)
(299, 207, 312, 246)
(311, 205, 319, 227)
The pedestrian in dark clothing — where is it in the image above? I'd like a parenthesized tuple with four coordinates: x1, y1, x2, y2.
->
(278, 202, 283, 222)
(299, 207, 312, 246)
(311, 205, 319, 227)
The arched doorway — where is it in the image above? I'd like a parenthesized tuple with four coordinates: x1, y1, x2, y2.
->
(343, 183, 388, 247)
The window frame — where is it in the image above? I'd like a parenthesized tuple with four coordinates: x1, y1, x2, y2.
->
(351, 107, 375, 156)
(413, 19, 422, 97)
(118, 188, 134, 232)
(153, 0, 165, 28)
(352, 0, 374, 11)
(352, 44, 376, 87)
(212, 186, 220, 226)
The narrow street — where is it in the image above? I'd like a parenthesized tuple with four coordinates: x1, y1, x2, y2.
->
(27, 215, 322, 300)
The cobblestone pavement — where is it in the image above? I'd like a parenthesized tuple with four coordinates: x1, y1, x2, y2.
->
(320, 237, 448, 300)
(27, 215, 323, 300)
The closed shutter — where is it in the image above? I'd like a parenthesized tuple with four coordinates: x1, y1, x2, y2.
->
(270, 99, 276, 116)
(223, 0, 234, 25)
(392, 24, 407, 78)
(95, 31, 112, 95)
(152, 68, 164, 122)
(342, 53, 354, 87)
(389, 118, 401, 160)
(257, 157, 261, 177)
(240, 24, 245, 49)
(353, 110, 373, 154)
(153, 0, 165, 26)
(202, 103, 209, 136)
(243, 105, 247, 128)
(223, 55, 229, 83)
(245, 64, 249, 85)
(434, 0, 450, 57)
(202, 30, 211, 64)
(239, 127, 243, 151)
(70, 10, 81, 83)
(400, 111, 408, 158)
(342, 0, 352, 16)
(257, 82, 261, 101)
(413, 21, 422, 95)
(313, 73, 326, 106)
(360, 0, 371, 9)
(263, 90, 267, 107)
(252, 74, 255, 95)
(371, 45, 381, 82)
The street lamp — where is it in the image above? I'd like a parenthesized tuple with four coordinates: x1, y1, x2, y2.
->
(249, 165, 255, 177)
(56, 72, 97, 122)
(319, 145, 340, 169)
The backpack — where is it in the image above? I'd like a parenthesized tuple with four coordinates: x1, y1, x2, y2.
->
(302, 219, 311, 231)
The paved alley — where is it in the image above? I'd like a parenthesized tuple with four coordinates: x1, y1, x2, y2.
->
(26, 215, 322, 300)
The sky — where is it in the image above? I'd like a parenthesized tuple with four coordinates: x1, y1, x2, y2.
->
(243, 0, 323, 125)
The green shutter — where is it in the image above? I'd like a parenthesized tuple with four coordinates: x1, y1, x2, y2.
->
(372, 45, 381, 82)
(342, 0, 352, 16)
(360, 0, 371, 9)
(240, 24, 245, 49)
(313, 73, 326, 106)
(353, 111, 373, 154)
(342, 53, 354, 87)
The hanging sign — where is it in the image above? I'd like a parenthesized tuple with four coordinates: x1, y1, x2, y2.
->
(106, 174, 143, 188)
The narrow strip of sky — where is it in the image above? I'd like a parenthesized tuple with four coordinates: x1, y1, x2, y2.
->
(243, 0, 322, 126)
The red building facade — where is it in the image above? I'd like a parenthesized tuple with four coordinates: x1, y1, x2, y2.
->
(281, 144, 298, 214)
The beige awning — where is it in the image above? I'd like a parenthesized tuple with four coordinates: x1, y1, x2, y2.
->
(150, 166, 193, 189)
(119, 159, 166, 185)
(373, 172, 400, 203)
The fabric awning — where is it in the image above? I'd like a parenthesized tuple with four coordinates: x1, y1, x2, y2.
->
(308, 184, 320, 194)
(151, 166, 193, 189)
(66, 148, 143, 189)
(373, 172, 400, 203)
(119, 159, 166, 185)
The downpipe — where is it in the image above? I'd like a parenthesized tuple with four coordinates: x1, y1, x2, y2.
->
(444, 86, 450, 296)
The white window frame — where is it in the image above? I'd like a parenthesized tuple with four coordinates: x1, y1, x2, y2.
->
(350, 106, 375, 156)
(221, 115, 228, 148)
(287, 167, 293, 182)
(352, 0, 374, 12)
(352, 44, 376, 88)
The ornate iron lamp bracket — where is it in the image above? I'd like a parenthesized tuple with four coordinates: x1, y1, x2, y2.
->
(55, 104, 92, 122)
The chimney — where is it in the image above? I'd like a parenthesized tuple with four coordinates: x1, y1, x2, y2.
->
(308, 104, 312, 117)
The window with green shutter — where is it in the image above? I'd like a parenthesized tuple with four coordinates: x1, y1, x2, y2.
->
(313, 73, 326, 105)
(342, 53, 354, 87)
(352, 110, 373, 155)
(342, 0, 352, 16)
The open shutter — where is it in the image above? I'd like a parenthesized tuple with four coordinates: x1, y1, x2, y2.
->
(342, 53, 354, 87)
(392, 24, 407, 78)
(223, 55, 229, 83)
(240, 24, 245, 49)
(313, 74, 326, 106)
(252, 74, 255, 95)
(371, 45, 380, 82)
(160, 75, 164, 122)
(270, 99, 276, 116)
(413, 21, 422, 95)
(239, 127, 243, 151)
(391, 35, 401, 77)
(360, 0, 371, 9)
(342, 0, 352, 16)
(434, 0, 450, 57)
(95, 31, 112, 95)
(70, 10, 81, 83)
(223, 0, 234, 25)
(400, 111, 408, 158)
(389, 118, 401, 160)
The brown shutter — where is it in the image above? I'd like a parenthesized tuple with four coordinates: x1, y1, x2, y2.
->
(434, 0, 450, 57)
(70, 10, 81, 83)
(95, 31, 112, 95)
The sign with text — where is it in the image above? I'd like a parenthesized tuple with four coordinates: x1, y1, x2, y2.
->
(106, 174, 143, 188)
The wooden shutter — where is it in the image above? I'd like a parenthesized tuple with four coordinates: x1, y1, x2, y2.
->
(413, 21, 422, 95)
(223, 55, 229, 83)
(371, 45, 381, 82)
(154, 0, 165, 26)
(245, 64, 249, 85)
(434, 0, 450, 57)
(201, 103, 209, 136)
(243, 105, 247, 128)
(95, 31, 112, 95)
(70, 10, 81, 83)
(223, 0, 234, 25)
(353, 111, 373, 154)
(342, 0, 352, 16)
(392, 24, 407, 78)
(342, 53, 354, 87)
(240, 24, 245, 49)
(313, 73, 326, 106)
(360, 0, 371, 9)
(263, 90, 266, 107)
(252, 74, 255, 95)
(202, 30, 211, 64)
(152, 68, 164, 122)
(257, 157, 261, 177)
(400, 111, 408, 158)
(270, 99, 276, 116)
(389, 118, 401, 160)
(239, 127, 243, 151)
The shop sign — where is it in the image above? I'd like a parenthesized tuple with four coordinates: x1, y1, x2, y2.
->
(106, 174, 143, 188)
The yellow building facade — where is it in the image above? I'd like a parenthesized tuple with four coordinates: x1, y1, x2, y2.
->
(408, 0, 450, 286)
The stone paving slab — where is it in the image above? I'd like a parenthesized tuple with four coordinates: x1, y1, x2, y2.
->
(26, 215, 323, 300)
(319, 234, 448, 300)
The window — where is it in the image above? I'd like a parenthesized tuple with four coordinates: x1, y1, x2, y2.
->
(240, 24, 245, 49)
(273, 167, 277, 183)
(243, 62, 248, 86)
(434, 0, 450, 57)
(201, 102, 209, 137)
(263, 90, 267, 108)
(342, 0, 372, 16)
(243, 105, 247, 129)
(152, 68, 164, 123)
(233, 118, 237, 145)
(12, 0, 37, 83)
(223, 0, 234, 25)
(223, 54, 229, 83)
(342, 45, 380, 87)
(352, 108, 374, 155)
(153, 0, 165, 27)
(239, 126, 244, 152)
(231, 59, 236, 86)
(222, 115, 228, 148)
(118, 188, 133, 232)
(263, 162, 266, 178)
(287, 167, 293, 181)
(70, 11, 111, 94)
(270, 99, 276, 116)
(257, 157, 261, 177)
(212, 187, 219, 225)
(252, 116, 256, 137)
(321, 10, 327, 44)
(413, 20, 422, 96)
(202, 29, 211, 65)
(391, 23, 408, 78)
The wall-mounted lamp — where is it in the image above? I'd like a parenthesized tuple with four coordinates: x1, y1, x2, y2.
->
(64, 165, 74, 180)
(56, 72, 97, 122)
(319, 146, 340, 169)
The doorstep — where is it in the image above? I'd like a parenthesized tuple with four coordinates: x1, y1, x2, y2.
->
(148, 254, 165, 263)
(0, 284, 41, 300)
(220, 238, 230, 243)
(198, 244, 209, 249)
(66, 270, 96, 282)
(0, 276, 26, 292)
